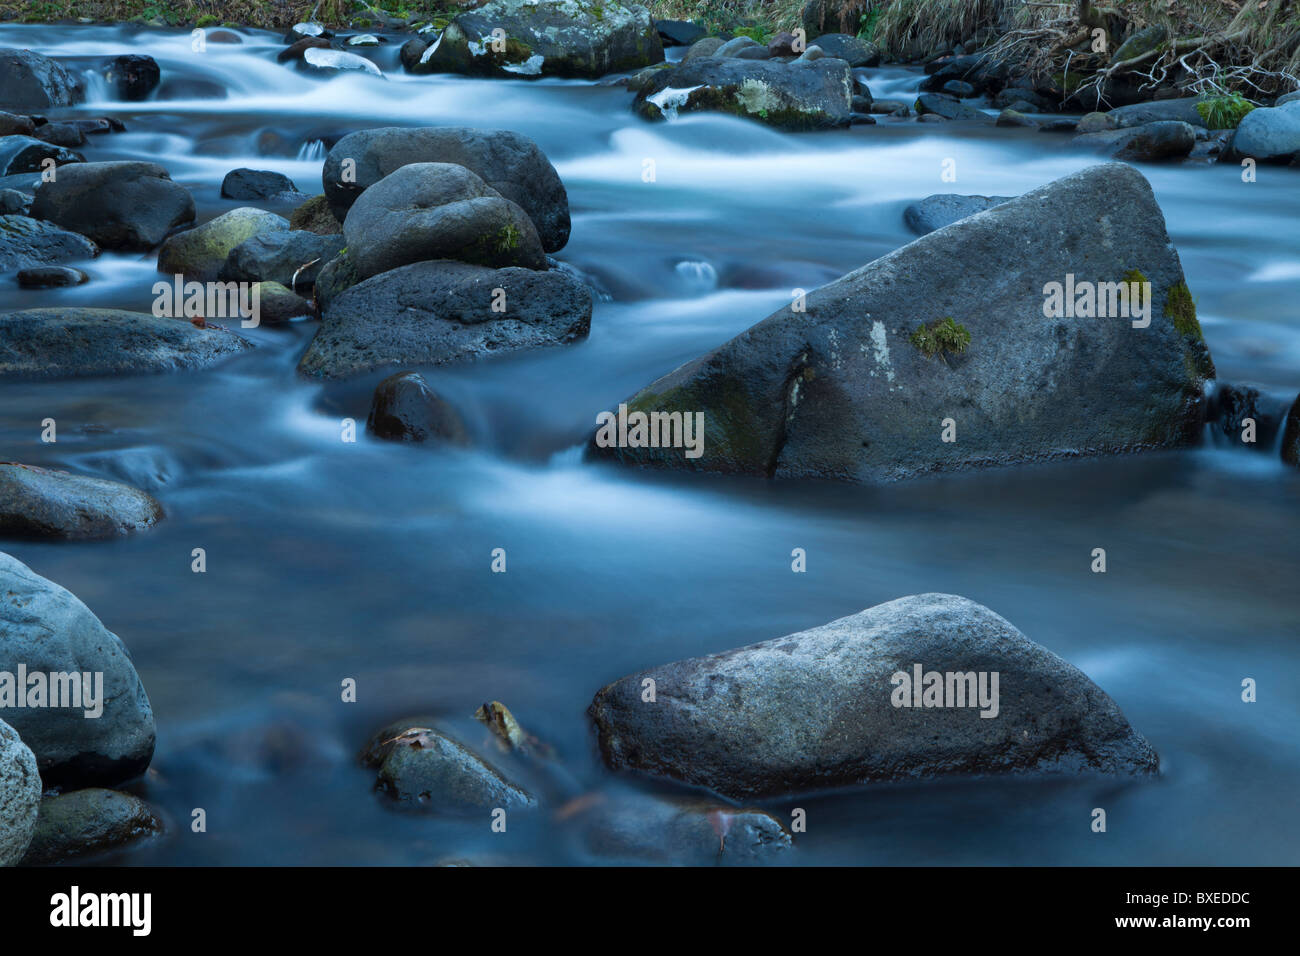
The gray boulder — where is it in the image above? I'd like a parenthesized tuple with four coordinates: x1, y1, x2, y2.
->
(0, 215, 98, 272)
(589, 593, 1159, 799)
(21, 788, 161, 864)
(365, 722, 534, 812)
(368, 371, 470, 444)
(716, 36, 762, 58)
(344, 163, 546, 279)
(586, 163, 1214, 482)
(421, 0, 663, 79)
(17, 265, 87, 288)
(31, 161, 195, 251)
(0, 134, 82, 175)
(0, 719, 40, 866)
(1075, 120, 1196, 162)
(904, 194, 1013, 235)
(219, 229, 344, 290)
(0, 464, 162, 540)
(634, 57, 853, 130)
(220, 168, 302, 201)
(809, 33, 881, 67)
(1227, 100, 1300, 163)
(0, 551, 156, 788)
(682, 36, 724, 60)
(914, 92, 987, 121)
(1108, 97, 1208, 128)
(157, 207, 288, 283)
(0, 308, 250, 379)
(0, 49, 85, 111)
(323, 127, 570, 252)
(299, 259, 593, 380)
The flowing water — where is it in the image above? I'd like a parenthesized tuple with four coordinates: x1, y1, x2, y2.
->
(1, 24, 1297, 865)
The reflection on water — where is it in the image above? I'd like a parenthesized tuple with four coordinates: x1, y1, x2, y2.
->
(0, 24, 1297, 865)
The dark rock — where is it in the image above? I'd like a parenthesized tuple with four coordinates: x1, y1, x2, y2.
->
(1108, 97, 1208, 129)
(422, 0, 664, 79)
(290, 194, 341, 235)
(0, 189, 31, 215)
(31, 161, 194, 251)
(31, 122, 85, 148)
(343, 162, 546, 279)
(1076, 111, 1116, 133)
(716, 36, 762, 58)
(682, 37, 724, 60)
(1282, 393, 1300, 467)
(811, 33, 880, 67)
(1038, 118, 1078, 132)
(589, 593, 1159, 799)
(635, 57, 853, 130)
(943, 79, 976, 98)
(299, 259, 592, 380)
(0, 552, 156, 788)
(992, 87, 1050, 111)
(0, 464, 161, 540)
(996, 108, 1033, 127)
(0, 49, 85, 111)
(0, 111, 35, 137)
(398, 37, 429, 73)
(914, 93, 986, 120)
(255, 281, 314, 324)
(103, 54, 160, 101)
(277, 36, 332, 64)
(220, 167, 303, 201)
(0, 308, 250, 379)
(0, 215, 98, 271)
(580, 792, 792, 863)
(370, 723, 534, 812)
(767, 31, 799, 58)
(219, 229, 344, 290)
(312, 249, 359, 311)
(0, 134, 82, 175)
(1075, 121, 1196, 162)
(368, 371, 470, 444)
(920, 53, 1007, 96)
(21, 789, 160, 864)
(16, 265, 86, 287)
(322, 126, 570, 253)
(585, 164, 1214, 482)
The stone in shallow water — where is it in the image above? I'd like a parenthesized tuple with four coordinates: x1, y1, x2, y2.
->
(368, 371, 469, 444)
(0, 464, 161, 539)
(21, 788, 161, 864)
(589, 593, 1159, 800)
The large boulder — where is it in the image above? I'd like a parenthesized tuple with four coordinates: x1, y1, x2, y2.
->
(589, 594, 1159, 799)
(634, 57, 853, 130)
(322, 126, 570, 252)
(0, 464, 162, 540)
(586, 163, 1215, 482)
(0, 308, 250, 379)
(0, 552, 156, 788)
(344, 162, 546, 279)
(156, 207, 288, 283)
(421, 0, 663, 79)
(903, 194, 1013, 236)
(218, 229, 343, 289)
(0, 49, 85, 111)
(0, 134, 82, 176)
(21, 788, 161, 864)
(0, 718, 40, 866)
(300, 259, 592, 380)
(31, 162, 195, 251)
(1227, 100, 1300, 163)
(0, 215, 98, 272)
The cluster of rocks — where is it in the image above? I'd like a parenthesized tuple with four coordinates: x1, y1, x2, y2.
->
(352, 591, 1156, 863)
(0, 552, 162, 865)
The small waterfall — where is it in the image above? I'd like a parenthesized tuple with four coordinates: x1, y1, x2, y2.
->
(296, 139, 327, 162)
(674, 259, 717, 294)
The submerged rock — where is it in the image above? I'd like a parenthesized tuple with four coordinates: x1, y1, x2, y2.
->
(21, 788, 161, 864)
(0, 719, 40, 867)
(103, 54, 160, 101)
(903, 194, 1013, 236)
(0, 308, 250, 379)
(367, 371, 470, 444)
(16, 265, 87, 288)
(365, 721, 534, 812)
(0, 216, 98, 272)
(586, 163, 1214, 482)
(634, 56, 853, 130)
(299, 259, 592, 380)
(579, 792, 792, 863)
(343, 162, 546, 279)
(0, 49, 85, 111)
(156, 207, 288, 283)
(0, 551, 156, 788)
(31, 161, 195, 251)
(422, 0, 663, 79)
(0, 134, 82, 176)
(322, 126, 570, 252)
(0, 464, 162, 540)
(589, 594, 1159, 799)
